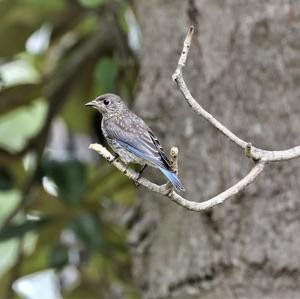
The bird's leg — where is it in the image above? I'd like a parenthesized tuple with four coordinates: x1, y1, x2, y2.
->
(135, 164, 147, 187)
(109, 153, 119, 163)
(138, 164, 147, 178)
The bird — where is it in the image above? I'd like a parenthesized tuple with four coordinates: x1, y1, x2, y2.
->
(85, 93, 185, 192)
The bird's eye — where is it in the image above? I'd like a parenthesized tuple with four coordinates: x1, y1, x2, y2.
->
(103, 99, 110, 106)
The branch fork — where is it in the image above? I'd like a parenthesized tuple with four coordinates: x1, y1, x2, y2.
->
(89, 26, 300, 212)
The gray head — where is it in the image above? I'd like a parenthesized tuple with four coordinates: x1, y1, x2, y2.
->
(85, 93, 127, 116)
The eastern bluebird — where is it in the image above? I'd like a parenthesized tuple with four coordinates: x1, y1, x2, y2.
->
(85, 93, 185, 192)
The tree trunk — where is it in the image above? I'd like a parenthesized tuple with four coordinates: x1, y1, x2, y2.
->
(130, 1, 300, 298)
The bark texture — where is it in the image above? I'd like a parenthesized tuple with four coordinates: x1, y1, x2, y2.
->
(130, 1, 300, 298)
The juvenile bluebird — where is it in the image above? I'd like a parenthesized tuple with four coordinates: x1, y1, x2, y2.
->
(85, 93, 185, 192)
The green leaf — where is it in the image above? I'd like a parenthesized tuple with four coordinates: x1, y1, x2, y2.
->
(0, 59, 40, 86)
(0, 190, 21, 227)
(0, 218, 51, 242)
(0, 240, 19, 279)
(70, 214, 102, 249)
(78, 0, 107, 8)
(0, 190, 22, 277)
(0, 99, 47, 153)
(0, 83, 43, 116)
(94, 57, 119, 94)
(44, 158, 86, 205)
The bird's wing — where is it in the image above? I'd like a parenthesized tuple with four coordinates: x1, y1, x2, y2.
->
(105, 118, 172, 170)
(147, 129, 172, 169)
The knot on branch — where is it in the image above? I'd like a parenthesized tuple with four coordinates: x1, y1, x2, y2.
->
(172, 71, 180, 83)
(170, 146, 179, 174)
(244, 143, 253, 158)
(172, 25, 194, 82)
(244, 143, 261, 161)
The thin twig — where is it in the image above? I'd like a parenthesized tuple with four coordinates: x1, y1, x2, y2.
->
(89, 26, 300, 212)
(90, 144, 172, 195)
(172, 26, 300, 162)
(89, 144, 265, 211)
(170, 147, 179, 174)
(167, 161, 265, 211)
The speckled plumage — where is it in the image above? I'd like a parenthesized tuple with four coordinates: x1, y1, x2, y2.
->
(85, 93, 185, 192)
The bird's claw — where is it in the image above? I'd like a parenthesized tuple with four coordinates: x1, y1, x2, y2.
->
(135, 179, 141, 187)
(135, 172, 142, 187)
(135, 165, 147, 187)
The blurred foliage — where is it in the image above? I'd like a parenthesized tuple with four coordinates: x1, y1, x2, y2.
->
(44, 158, 86, 205)
(0, 0, 139, 298)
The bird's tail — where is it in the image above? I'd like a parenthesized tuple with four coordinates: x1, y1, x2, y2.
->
(159, 167, 185, 192)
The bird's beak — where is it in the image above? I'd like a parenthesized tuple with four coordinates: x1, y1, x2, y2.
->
(85, 100, 96, 108)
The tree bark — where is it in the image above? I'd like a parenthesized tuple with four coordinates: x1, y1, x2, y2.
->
(131, 1, 300, 298)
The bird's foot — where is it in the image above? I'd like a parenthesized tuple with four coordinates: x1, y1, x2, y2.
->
(135, 179, 141, 187)
(135, 174, 142, 187)
(109, 153, 119, 163)
(134, 165, 147, 187)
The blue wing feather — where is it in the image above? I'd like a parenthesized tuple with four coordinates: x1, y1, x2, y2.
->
(103, 115, 185, 192)
(117, 140, 159, 165)
(159, 168, 185, 192)
(118, 141, 185, 192)
(105, 119, 169, 169)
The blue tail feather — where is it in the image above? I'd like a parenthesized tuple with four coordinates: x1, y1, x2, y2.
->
(117, 140, 185, 192)
(160, 168, 185, 192)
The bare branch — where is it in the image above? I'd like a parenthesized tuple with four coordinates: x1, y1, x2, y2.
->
(172, 26, 300, 162)
(89, 26, 300, 212)
(169, 146, 179, 174)
(90, 144, 172, 195)
(167, 161, 265, 211)
(89, 144, 265, 211)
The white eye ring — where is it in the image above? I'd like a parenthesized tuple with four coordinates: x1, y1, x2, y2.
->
(103, 99, 110, 105)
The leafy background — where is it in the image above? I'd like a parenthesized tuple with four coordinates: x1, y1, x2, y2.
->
(0, 0, 140, 298)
